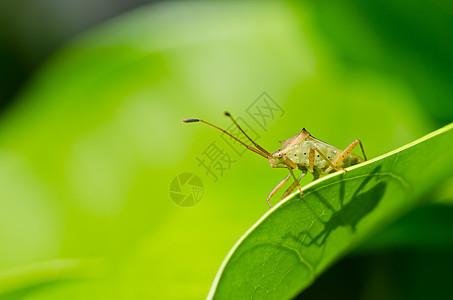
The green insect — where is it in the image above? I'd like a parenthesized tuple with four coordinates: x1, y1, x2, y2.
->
(183, 112, 367, 207)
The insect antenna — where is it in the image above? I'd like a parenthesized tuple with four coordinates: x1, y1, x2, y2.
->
(224, 111, 273, 157)
(182, 117, 270, 159)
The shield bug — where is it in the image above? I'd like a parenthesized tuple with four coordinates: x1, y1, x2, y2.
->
(183, 112, 367, 207)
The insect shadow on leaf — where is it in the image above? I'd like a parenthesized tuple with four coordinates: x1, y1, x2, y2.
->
(282, 166, 385, 249)
(300, 166, 387, 247)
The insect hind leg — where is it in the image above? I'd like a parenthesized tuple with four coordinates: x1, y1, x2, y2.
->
(323, 139, 366, 174)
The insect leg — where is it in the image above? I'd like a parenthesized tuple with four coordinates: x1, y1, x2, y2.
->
(283, 155, 298, 170)
(309, 146, 343, 174)
(287, 166, 302, 194)
(323, 140, 365, 174)
(312, 170, 320, 181)
(358, 140, 367, 161)
(280, 170, 307, 200)
(266, 173, 291, 208)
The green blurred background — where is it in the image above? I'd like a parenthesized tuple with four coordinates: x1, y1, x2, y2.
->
(0, 1, 452, 299)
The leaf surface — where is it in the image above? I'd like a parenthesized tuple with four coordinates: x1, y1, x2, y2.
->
(209, 123, 453, 299)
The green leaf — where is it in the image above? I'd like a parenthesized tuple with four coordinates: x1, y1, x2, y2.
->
(208, 123, 453, 299)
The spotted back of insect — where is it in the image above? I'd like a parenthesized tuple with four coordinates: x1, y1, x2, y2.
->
(269, 129, 364, 173)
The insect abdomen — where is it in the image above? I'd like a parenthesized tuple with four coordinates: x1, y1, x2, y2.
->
(291, 141, 339, 171)
(315, 144, 340, 171)
(337, 153, 364, 169)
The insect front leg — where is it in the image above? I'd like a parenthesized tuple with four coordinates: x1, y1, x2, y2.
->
(267, 156, 302, 207)
(266, 173, 291, 208)
(283, 155, 298, 170)
(287, 166, 302, 195)
(282, 155, 303, 196)
(323, 140, 367, 174)
(280, 170, 307, 200)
